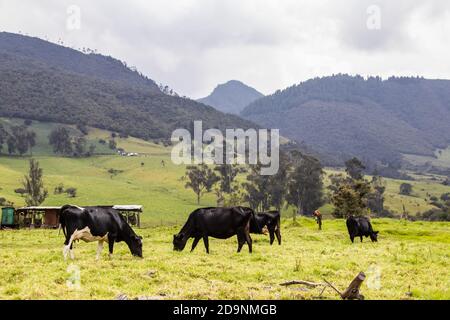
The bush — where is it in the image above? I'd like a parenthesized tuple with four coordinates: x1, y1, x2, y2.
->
(76, 124, 89, 135)
(65, 187, 77, 198)
(14, 188, 27, 197)
(441, 193, 450, 202)
(108, 139, 117, 150)
(399, 183, 413, 195)
(23, 119, 32, 126)
(419, 209, 450, 221)
(54, 183, 65, 195)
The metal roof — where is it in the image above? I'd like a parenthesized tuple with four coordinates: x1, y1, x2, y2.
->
(113, 205, 143, 211)
(16, 206, 62, 211)
(16, 205, 143, 211)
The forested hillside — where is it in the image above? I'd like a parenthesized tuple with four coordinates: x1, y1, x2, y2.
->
(0, 33, 256, 141)
(242, 75, 450, 166)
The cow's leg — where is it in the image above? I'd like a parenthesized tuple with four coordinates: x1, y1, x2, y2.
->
(275, 227, 282, 245)
(360, 236, 363, 243)
(245, 232, 253, 253)
(63, 237, 70, 260)
(350, 235, 354, 243)
(202, 236, 209, 254)
(237, 232, 245, 253)
(269, 229, 275, 245)
(191, 237, 201, 252)
(108, 238, 115, 259)
(63, 229, 78, 260)
(96, 241, 104, 260)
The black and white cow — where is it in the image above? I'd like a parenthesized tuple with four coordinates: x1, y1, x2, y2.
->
(59, 205, 143, 260)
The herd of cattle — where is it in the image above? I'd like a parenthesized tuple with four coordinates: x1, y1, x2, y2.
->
(58, 205, 378, 259)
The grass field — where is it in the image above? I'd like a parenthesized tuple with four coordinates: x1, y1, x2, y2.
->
(0, 217, 448, 300)
(1, 119, 449, 300)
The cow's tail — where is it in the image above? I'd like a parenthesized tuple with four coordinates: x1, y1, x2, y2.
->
(59, 205, 70, 238)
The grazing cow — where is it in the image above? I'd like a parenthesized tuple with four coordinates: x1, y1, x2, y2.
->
(59, 205, 143, 260)
(250, 211, 282, 245)
(173, 207, 253, 254)
(346, 215, 379, 243)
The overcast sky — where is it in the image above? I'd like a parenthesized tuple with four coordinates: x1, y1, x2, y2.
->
(1, 0, 449, 98)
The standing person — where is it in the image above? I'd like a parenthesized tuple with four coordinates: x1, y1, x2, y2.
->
(313, 210, 322, 230)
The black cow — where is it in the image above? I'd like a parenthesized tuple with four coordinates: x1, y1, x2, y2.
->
(250, 211, 281, 245)
(173, 207, 253, 254)
(59, 205, 143, 260)
(346, 215, 379, 243)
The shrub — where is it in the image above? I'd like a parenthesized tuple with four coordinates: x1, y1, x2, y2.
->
(65, 187, 77, 198)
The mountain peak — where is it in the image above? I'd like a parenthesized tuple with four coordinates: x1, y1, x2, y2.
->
(198, 80, 264, 114)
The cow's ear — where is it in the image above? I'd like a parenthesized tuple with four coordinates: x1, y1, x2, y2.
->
(374, 231, 379, 234)
(138, 236, 143, 240)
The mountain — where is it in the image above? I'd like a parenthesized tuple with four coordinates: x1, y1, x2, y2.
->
(241, 74, 450, 167)
(0, 32, 256, 141)
(198, 80, 264, 114)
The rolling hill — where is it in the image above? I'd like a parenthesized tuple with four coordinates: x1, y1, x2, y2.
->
(241, 75, 450, 167)
(198, 80, 264, 114)
(0, 32, 257, 141)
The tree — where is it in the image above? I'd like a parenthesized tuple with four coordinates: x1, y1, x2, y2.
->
(184, 164, 219, 204)
(267, 152, 290, 211)
(72, 136, 87, 157)
(48, 127, 72, 155)
(243, 163, 271, 211)
(108, 139, 117, 150)
(87, 144, 96, 156)
(399, 183, 413, 196)
(7, 135, 16, 154)
(4, 126, 36, 156)
(367, 175, 386, 215)
(76, 123, 89, 135)
(330, 159, 372, 218)
(345, 157, 365, 180)
(331, 180, 371, 218)
(286, 152, 324, 216)
(214, 164, 243, 195)
(0, 124, 8, 153)
(22, 159, 48, 206)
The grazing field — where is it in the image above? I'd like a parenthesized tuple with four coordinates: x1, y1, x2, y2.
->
(0, 218, 448, 300)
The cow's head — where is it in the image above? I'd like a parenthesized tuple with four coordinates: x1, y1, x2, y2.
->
(130, 235, 143, 258)
(370, 231, 379, 242)
(173, 233, 187, 251)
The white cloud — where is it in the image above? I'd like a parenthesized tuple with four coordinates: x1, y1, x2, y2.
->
(0, 0, 449, 98)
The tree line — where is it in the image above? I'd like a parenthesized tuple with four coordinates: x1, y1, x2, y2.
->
(0, 121, 36, 156)
(183, 153, 396, 219)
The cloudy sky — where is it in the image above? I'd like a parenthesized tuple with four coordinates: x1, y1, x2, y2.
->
(1, 0, 449, 98)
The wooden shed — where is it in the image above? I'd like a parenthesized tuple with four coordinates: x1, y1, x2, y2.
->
(15, 206, 61, 228)
(12, 204, 143, 229)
